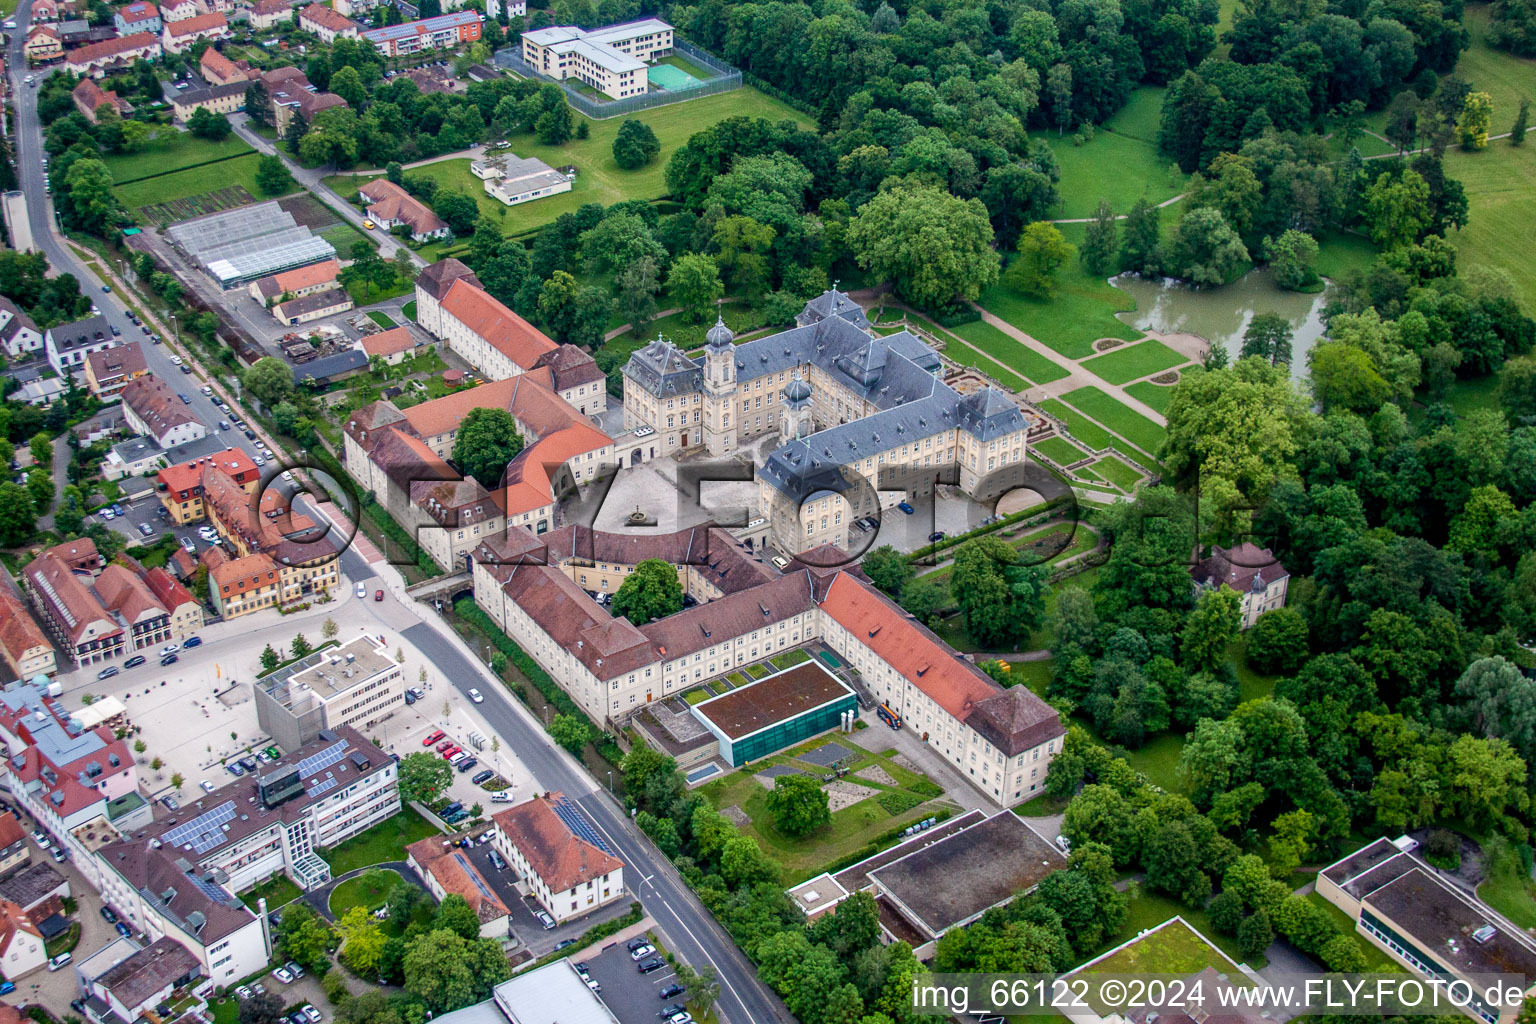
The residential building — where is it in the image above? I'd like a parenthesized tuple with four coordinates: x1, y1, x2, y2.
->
(298, 3, 359, 42)
(356, 179, 448, 241)
(83, 340, 148, 400)
(0, 299, 43, 360)
(45, 314, 115, 377)
(0, 676, 148, 884)
(66, 33, 163, 77)
(356, 325, 419, 365)
(483, 0, 525, 19)
(491, 793, 624, 924)
(158, 0, 196, 20)
(411, 258, 555, 379)
(406, 836, 509, 937)
(163, 11, 229, 52)
(21, 547, 124, 668)
(332, 0, 382, 17)
(82, 937, 203, 1024)
(621, 290, 1034, 554)
(23, 25, 64, 63)
(0, 816, 29, 880)
(246, 0, 290, 30)
(72, 77, 132, 122)
(171, 79, 246, 121)
(143, 567, 204, 638)
(473, 526, 1065, 806)
(114, 1, 160, 34)
(292, 349, 367, 385)
(155, 450, 260, 524)
(477, 154, 573, 207)
(93, 564, 172, 652)
(248, 259, 340, 307)
(1318, 838, 1536, 1024)
(0, 587, 56, 679)
(30, 0, 62, 23)
(254, 636, 405, 751)
(101, 436, 166, 481)
(359, 9, 480, 56)
(274, 289, 353, 326)
(198, 45, 248, 85)
(14, 378, 67, 407)
(0, 901, 46, 979)
(121, 374, 209, 449)
(197, 462, 340, 607)
(261, 66, 349, 133)
(520, 18, 673, 99)
(1191, 542, 1289, 629)
(0, 864, 69, 923)
(209, 553, 280, 619)
(533, 343, 607, 415)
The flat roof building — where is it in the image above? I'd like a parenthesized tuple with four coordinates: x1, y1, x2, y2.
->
(691, 661, 856, 766)
(255, 636, 405, 751)
(520, 18, 672, 99)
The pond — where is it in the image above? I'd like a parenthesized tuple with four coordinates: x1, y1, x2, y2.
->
(1111, 268, 1333, 380)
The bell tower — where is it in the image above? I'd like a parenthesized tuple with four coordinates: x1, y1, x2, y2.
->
(779, 371, 813, 441)
(701, 314, 737, 456)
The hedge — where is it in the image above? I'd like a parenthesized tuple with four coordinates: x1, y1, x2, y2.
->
(362, 499, 439, 577)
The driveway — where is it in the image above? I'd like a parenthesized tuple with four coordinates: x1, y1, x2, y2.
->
(845, 714, 997, 813)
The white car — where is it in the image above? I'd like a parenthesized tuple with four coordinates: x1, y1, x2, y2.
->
(273, 967, 294, 984)
(302, 1006, 322, 1024)
(201, 386, 212, 396)
(629, 944, 655, 961)
(170, 354, 183, 365)
(252, 455, 265, 466)
(235, 985, 253, 1001)
(201, 780, 216, 793)
(468, 688, 483, 703)
(356, 582, 366, 598)
(161, 643, 180, 656)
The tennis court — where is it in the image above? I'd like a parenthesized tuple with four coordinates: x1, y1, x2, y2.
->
(649, 63, 704, 91)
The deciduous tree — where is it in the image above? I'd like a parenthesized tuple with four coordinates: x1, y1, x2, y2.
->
(451, 407, 524, 489)
(848, 184, 1000, 310)
(612, 558, 683, 625)
(766, 773, 831, 837)
(398, 752, 453, 806)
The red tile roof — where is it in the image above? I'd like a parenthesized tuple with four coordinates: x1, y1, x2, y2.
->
(254, 258, 339, 299)
(122, 374, 200, 439)
(0, 589, 50, 666)
(67, 31, 159, 64)
(493, 793, 622, 894)
(94, 564, 168, 625)
(165, 10, 226, 36)
(86, 339, 146, 382)
(198, 45, 247, 82)
(0, 814, 24, 851)
(359, 325, 415, 357)
(438, 277, 556, 372)
(211, 552, 278, 597)
(407, 836, 509, 923)
(143, 566, 197, 611)
(413, 258, 480, 301)
(299, 2, 359, 32)
(23, 551, 116, 647)
(358, 179, 446, 236)
(157, 449, 260, 497)
(117, 1, 159, 23)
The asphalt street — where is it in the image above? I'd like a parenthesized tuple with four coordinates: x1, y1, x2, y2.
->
(4, 12, 789, 1020)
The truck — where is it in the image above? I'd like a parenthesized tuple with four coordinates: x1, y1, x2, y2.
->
(877, 703, 901, 729)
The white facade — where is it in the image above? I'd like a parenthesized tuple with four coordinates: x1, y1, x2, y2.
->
(45, 320, 116, 377)
(520, 18, 672, 99)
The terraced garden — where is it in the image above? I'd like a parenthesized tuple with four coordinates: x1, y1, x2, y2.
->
(1080, 339, 1188, 384)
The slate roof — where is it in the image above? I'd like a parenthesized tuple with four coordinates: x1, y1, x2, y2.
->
(1192, 542, 1289, 594)
(414, 258, 480, 302)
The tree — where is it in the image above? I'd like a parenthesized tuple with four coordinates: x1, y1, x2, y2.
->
(1165, 207, 1248, 286)
(0, 483, 35, 546)
(187, 106, 232, 141)
(1236, 911, 1274, 960)
(434, 894, 482, 941)
(848, 184, 1000, 310)
(134, 739, 147, 755)
(676, 963, 720, 1016)
(62, 158, 123, 234)
(950, 536, 1047, 649)
(322, 618, 339, 640)
(451, 407, 524, 489)
(765, 773, 831, 836)
(665, 253, 724, 323)
(1119, 197, 1161, 275)
(276, 905, 335, 972)
(1454, 657, 1536, 766)
(260, 645, 280, 672)
(1513, 100, 1530, 146)
(1246, 607, 1309, 674)
(1241, 313, 1294, 366)
(243, 356, 294, 407)
(434, 192, 480, 236)
(612, 119, 661, 169)
(255, 154, 293, 197)
(861, 545, 912, 597)
(1081, 201, 1118, 277)
(548, 714, 591, 755)
(1456, 90, 1494, 150)
(616, 256, 661, 335)
(170, 771, 184, 792)
(1384, 90, 1420, 152)
(238, 992, 285, 1024)
(291, 634, 312, 658)
(403, 929, 511, 1013)
(1265, 230, 1319, 292)
(1007, 222, 1075, 298)
(612, 558, 684, 626)
(337, 906, 388, 976)
(1046, 63, 1073, 135)
(398, 752, 453, 805)
(329, 65, 367, 108)
(1364, 170, 1432, 249)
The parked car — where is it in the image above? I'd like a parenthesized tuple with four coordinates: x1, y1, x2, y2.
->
(48, 952, 72, 971)
(97, 666, 119, 680)
(555, 938, 575, 950)
(162, 643, 180, 656)
(490, 791, 515, 803)
(535, 910, 556, 930)
(160, 653, 178, 666)
(137, 523, 155, 537)
(471, 769, 495, 785)
(457, 757, 478, 773)
(125, 655, 146, 669)
(637, 958, 666, 974)
(898, 501, 915, 514)
(227, 763, 245, 776)
(488, 849, 506, 870)
(440, 746, 461, 760)
(201, 780, 215, 793)
(629, 944, 655, 961)
(184, 636, 203, 648)
(161, 796, 179, 810)
(436, 739, 455, 752)
(235, 986, 253, 1001)
(274, 967, 294, 984)
(374, 589, 384, 601)
(115, 921, 131, 937)
(302, 1006, 322, 1024)
(422, 730, 444, 746)
(177, 394, 190, 404)
(285, 961, 305, 978)
(99, 907, 118, 924)
(239, 757, 258, 772)
(928, 531, 946, 542)
(404, 691, 417, 706)
(356, 582, 367, 598)
(626, 937, 651, 952)
(659, 985, 686, 1000)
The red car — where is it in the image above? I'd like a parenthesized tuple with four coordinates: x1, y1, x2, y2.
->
(422, 731, 444, 747)
(441, 745, 461, 760)
(436, 739, 455, 752)
(374, 590, 384, 601)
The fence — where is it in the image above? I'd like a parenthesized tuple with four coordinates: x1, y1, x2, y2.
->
(493, 38, 742, 119)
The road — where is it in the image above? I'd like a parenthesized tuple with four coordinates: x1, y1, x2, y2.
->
(5, 12, 789, 1020)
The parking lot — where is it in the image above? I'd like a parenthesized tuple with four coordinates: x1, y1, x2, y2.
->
(579, 935, 693, 1024)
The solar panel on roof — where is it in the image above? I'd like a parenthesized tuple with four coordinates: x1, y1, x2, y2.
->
(552, 796, 612, 853)
(298, 739, 349, 780)
(453, 852, 498, 902)
(160, 800, 236, 853)
(307, 776, 337, 797)
(189, 873, 230, 903)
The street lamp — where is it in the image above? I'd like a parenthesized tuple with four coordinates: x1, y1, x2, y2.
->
(169, 313, 179, 342)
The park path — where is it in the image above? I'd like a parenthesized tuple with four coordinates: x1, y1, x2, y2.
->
(964, 301, 1170, 426)
(605, 308, 680, 342)
(1048, 190, 1188, 224)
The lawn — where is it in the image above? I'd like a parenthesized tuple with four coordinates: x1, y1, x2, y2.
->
(1080, 339, 1188, 384)
(325, 87, 812, 238)
(116, 154, 290, 216)
(1313, 230, 1379, 281)
(614, 300, 768, 352)
(104, 131, 255, 184)
(239, 873, 302, 912)
(1035, 87, 1187, 220)
(978, 250, 1142, 360)
(367, 311, 398, 329)
(899, 313, 1030, 391)
(1039, 398, 1117, 450)
(699, 746, 944, 883)
(329, 868, 404, 917)
(321, 221, 371, 255)
(1475, 836, 1536, 928)
(949, 319, 1072, 385)
(402, 300, 418, 321)
(1032, 435, 1085, 466)
(1003, 657, 1054, 695)
(318, 806, 441, 875)
(1092, 455, 1144, 491)
(1061, 385, 1167, 456)
(1124, 379, 1175, 414)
